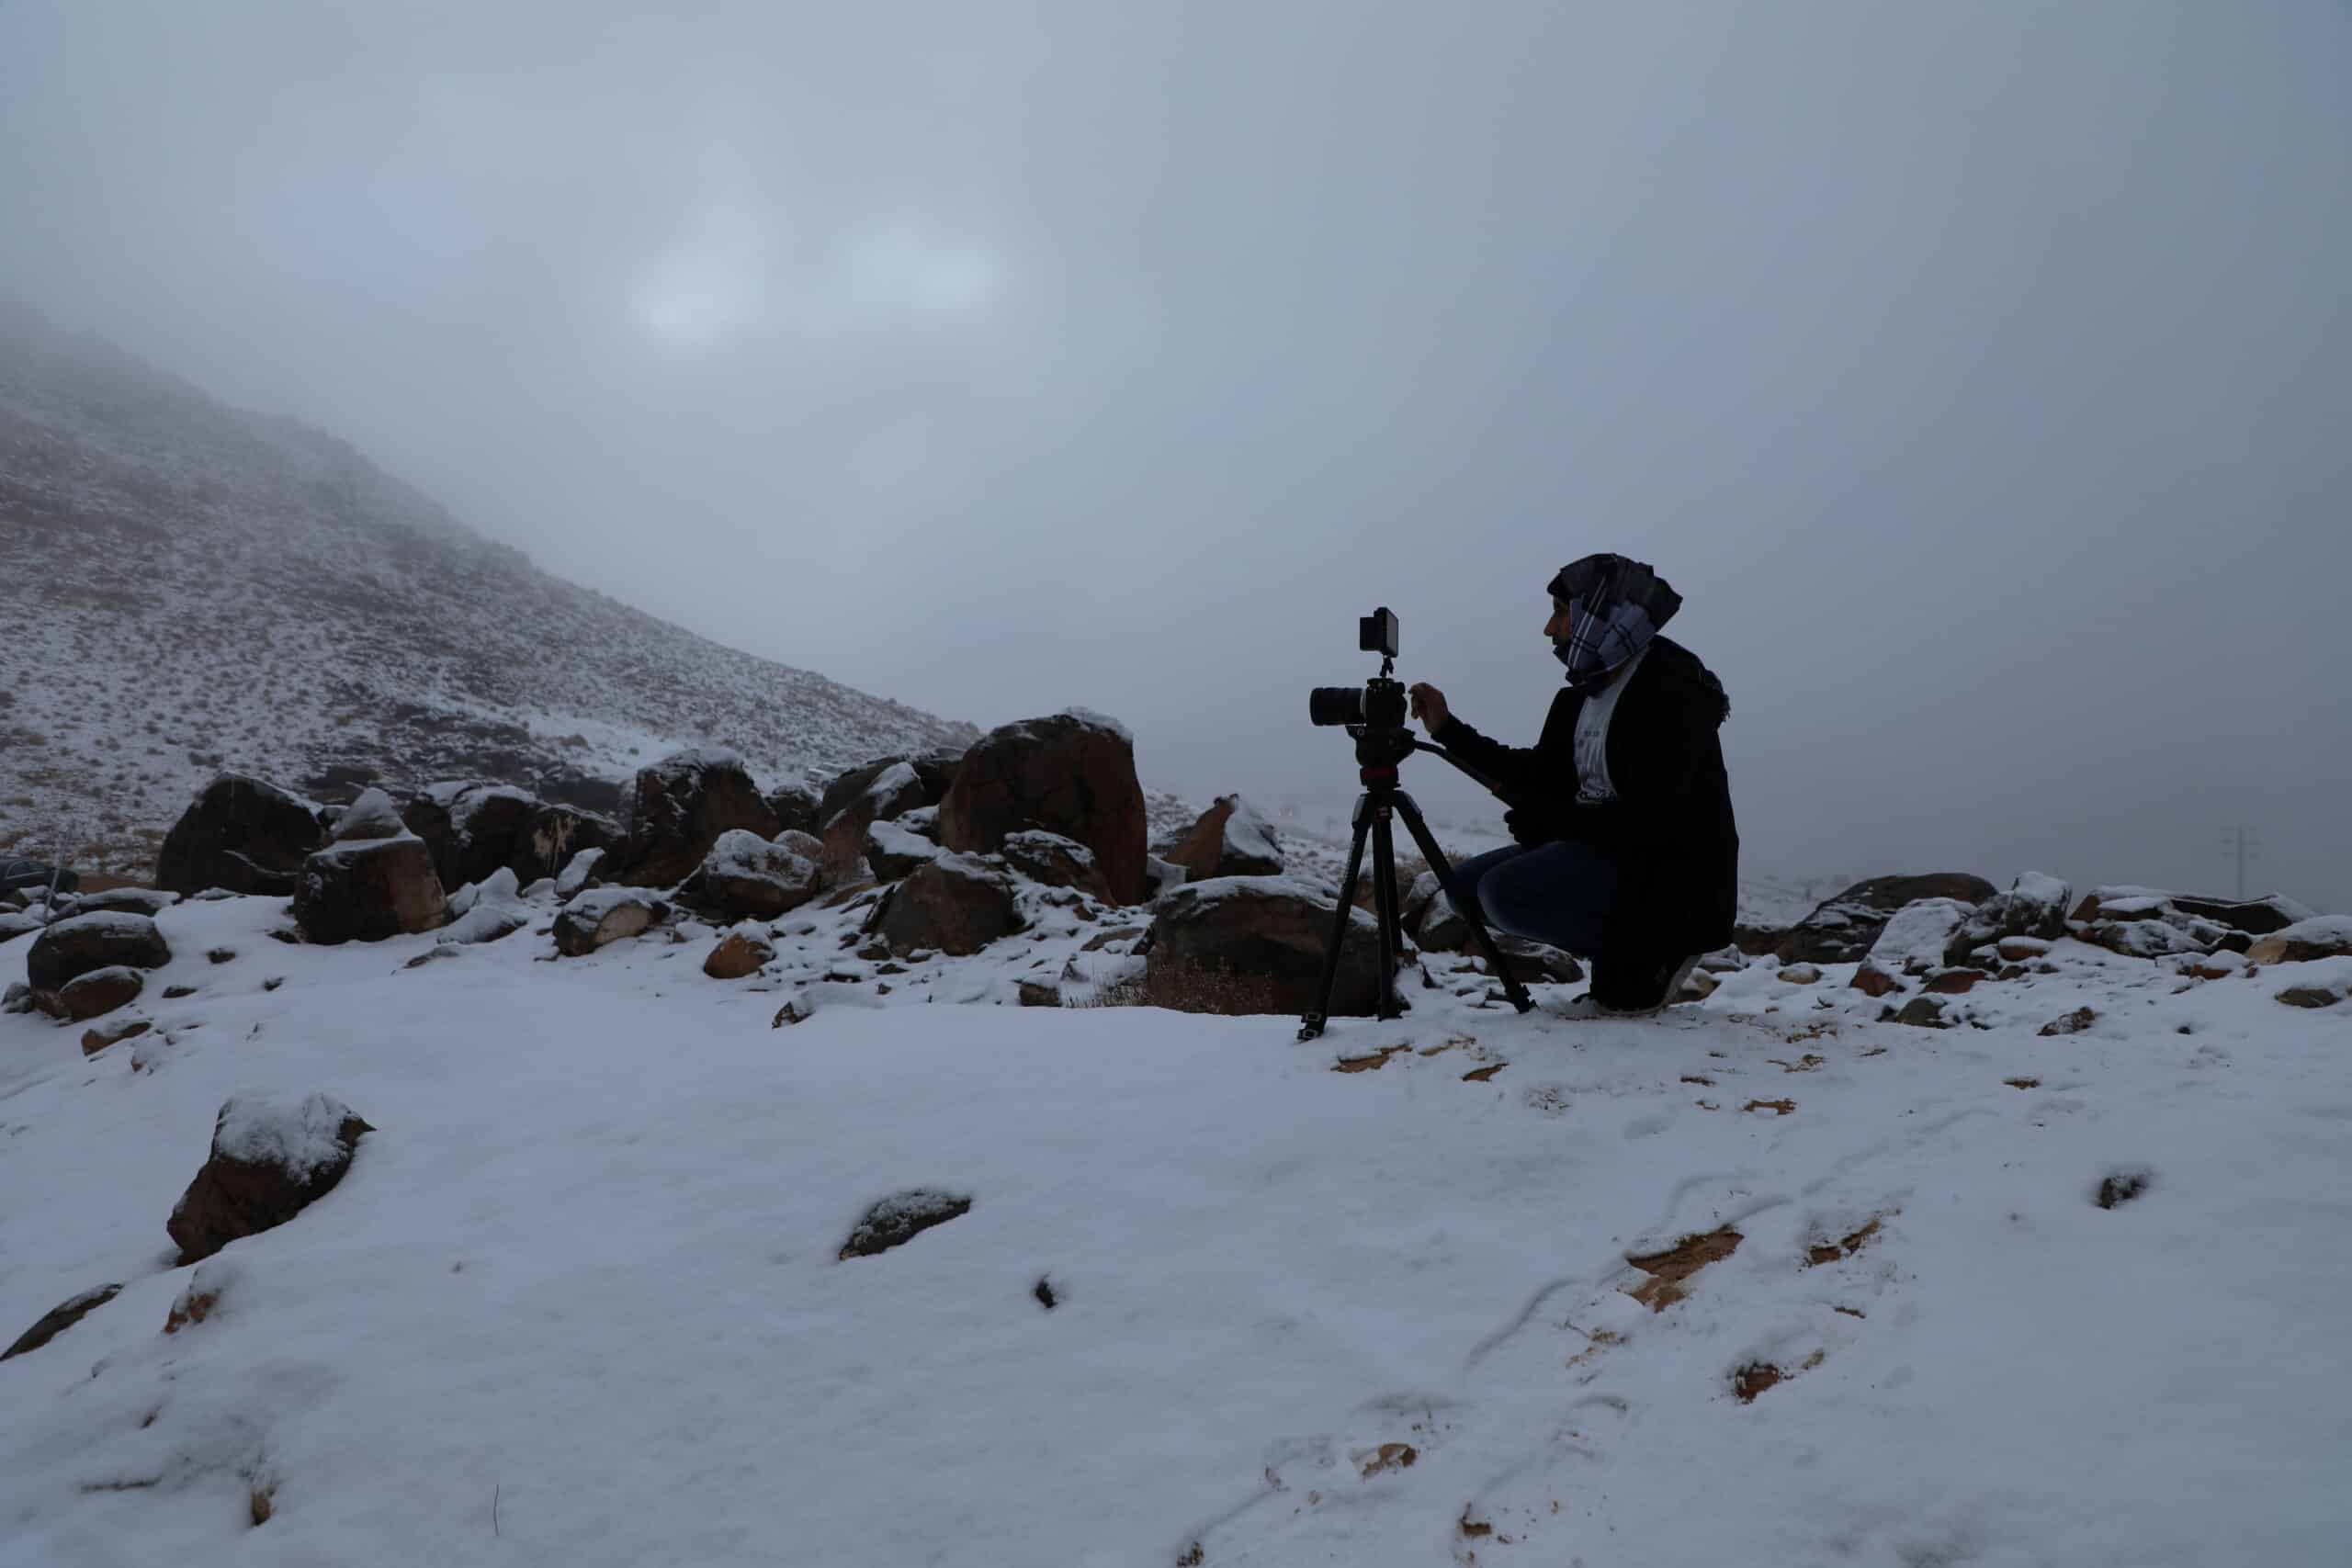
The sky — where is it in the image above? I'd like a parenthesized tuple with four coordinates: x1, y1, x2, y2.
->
(2, 1, 2347, 908)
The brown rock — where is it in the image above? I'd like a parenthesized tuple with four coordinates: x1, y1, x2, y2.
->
(55, 967, 143, 1021)
(704, 931, 775, 979)
(1161, 795, 1283, 882)
(2247, 919, 2352, 966)
(612, 750, 780, 887)
(1893, 996, 1951, 1029)
(936, 713, 1148, 905)
(2276, 984, 2344, 1010)
(294, 834, 449, 944)
(553, 889, 671, 956)
(27, 911, 173, 998)
(1851, 964, 1904, 998)
(156, 773, 326, 896)
(81, 1016, 152, 1055)
(1777, 964, 1822, 985)
(2039, 1006, 2098, 1036)
(1996, 936, 2051, 963)
(1143, 875, 1389, 1016)
(874, 853, 1023, 957)
(166, 1092, 373, 1265)
(1016, 979, 1062, 1007)
(1925, 967, 1987, 994)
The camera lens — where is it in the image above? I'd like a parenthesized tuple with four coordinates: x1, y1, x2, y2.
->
(1307, 686, 1365, 728)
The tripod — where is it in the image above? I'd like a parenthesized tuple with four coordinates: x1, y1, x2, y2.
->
(1298, 720, 1535, 1041)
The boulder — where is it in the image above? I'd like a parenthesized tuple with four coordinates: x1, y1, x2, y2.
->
(701, 829, 824, 920)
(332, 786, 408, 840)
(896, 806, 941, 842)
(1778, 963, 1822, 985)
(68, 888, 179, 919)
(1942, 873, 2072, 966)
(1855, 897, 1973, 992)
(1775, 874, 1997, 966)
(166, 1091, 373, 1265)
(27, 911, 173, 1004)
(820, 754, 955, 827)
(554, 888, 671, 956)
(1892, 996, 1951, 1029)
(405, 783, 619, 892)
(2, 1282, 123, 1361)
(555, 846, 605, 898)
(437, 869, 530, 945)
(764, 778, 825, 838)
(156, 773, 327, 896)
(1143, 855, 1187, 901)
(611, 749, 779, 888)
(80, 1015, 151, 1055)
(820, 761, 931, 874)
(1161, 795, 1283, 882)
(2276, 982, 2346, 1010)
(0, 910, 44, 944)
(998, 829, 1114, 900)
(2246, 916, 2352, 966)
(704, 929, 775, 979)
(936, 711, 1148, 905)
(1143, 874, 1389, 1016)
(293, 828, 449, 944)
(873, 853, 1024, 957)
(1418, 892, 1471, 953)
(2, 981, 31, 1013)
(57, 966, 145, 1021)
(865, 820, 942, 883)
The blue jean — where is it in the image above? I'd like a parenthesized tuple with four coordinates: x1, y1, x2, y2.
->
(1447, 840, 1620, 958)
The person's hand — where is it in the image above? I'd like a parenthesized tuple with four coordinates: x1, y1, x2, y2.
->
(1408, 682, 1451, 735)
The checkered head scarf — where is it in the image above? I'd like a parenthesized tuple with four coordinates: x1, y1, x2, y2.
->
(1548, 553, 1681, 694)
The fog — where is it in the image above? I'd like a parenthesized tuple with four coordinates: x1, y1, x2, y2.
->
(4, 2, 2346, 907)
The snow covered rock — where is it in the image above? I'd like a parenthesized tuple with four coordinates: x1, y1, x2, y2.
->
(555, 846, 605, 898)
(1854, 897, 1973, 993)
(1775, 873, 1996, 966)
(155, 771, 327, 897)
(701, 829, 823, 919)
(1941, 872, 2072, 966)
(1145, 875, 1389, 1016)
(2064, 888, 2245, 958)
(1418, 892, 1471, 953)
(26, 910, 173, 1015)
(404, 782, 619, 893)
(1161, 795, 1284, 882)
(997, 829, 1113, 901)
(2246, 916, 2352, 966)
(55, 965, 145, 1021)
(874, 852, 1023, 957)
(897, 805, 940, 841)
(839, 1189, 973, 1260)
(1, 1282, 123, 1362)
(79, 1014, 151, 1055)
(865, 819, 942, 883)
(332, 786, 408, 841)
(612, 748, 779, 888)
(1143, 854, 1186, 901)
(704, 928, 775, 980)
(1, 981, 31, 1013)
(936, 712, 1149, 905)
(553, 887, 670, 956)
(437, 868, 529, 945)
(166, 1091, 374, 1265)
(294, 829, 449, 944)
(820, 761, 931, 874)
(0, 910, 42, 944)
(765, 777, 825, 837)
(65, 887, 179, 918)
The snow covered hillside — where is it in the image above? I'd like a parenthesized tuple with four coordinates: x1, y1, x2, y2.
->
(0, 302, 978, 872)
(5, 885, 2347, 1565)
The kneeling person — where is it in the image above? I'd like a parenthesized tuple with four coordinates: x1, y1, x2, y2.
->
(1409, 553, 1737, 1015)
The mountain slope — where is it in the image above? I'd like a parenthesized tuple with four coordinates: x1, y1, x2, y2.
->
(0, 303, 978, 871)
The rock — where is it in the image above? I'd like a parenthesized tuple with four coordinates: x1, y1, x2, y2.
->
(1418, 893, 1471, 953)
(207, 946, 236, 964)
(819, 762, 931, 877)
(1863, 897, 1976, 979)
(2165, 892, 2314, 937)
(294, 832, 449, 944)
(1893, 996, 1951, 1029)
(1017, 979, 1062, 1007)
(156, 773, 327, 896)
(554, 888, 671, 956)
(68, 887, 179, 918)
(936, 712, 1148, 905)
(2184, 950, 2248, 981)
(839, 1189, 972, 1259)
(2, 857, 76, 895)
(700, 829, 823, 919)
(2276, 984, 2345, 1010)
(0, 910, 43, 944)
(874, 853, 1024, 957)
(1080, 925, 1148, 953)
(2, 1283, 123, 1361)
(2246, 916, 2352, 966)
(404, 783, 620, 892)
(1161, 795, 1284, 882)
(865, 820, 943, 883)
(1143, 855, 1187, 901)
(704, 929, 775, 979)
(997, 829, 1114, 900)
(1996, 935, 2052, 963)
(764, 778, 825, 837)
(554, 846, 605, 898)
(1733, 923, 1788, 956)
(332, 786, 408, 841)
(819, 753, 956, 829)
(58, 966, 144, 1021)
(1775, 874, 1997, 966)
(2039, 1006, 2098, 1037)
(611, 749, 779, 888)
(27, 911, 173, 1007)
(436, 870, 531, 946)
(81, 1016, 151, 1055)
(2, 981, 31, 1013)
(167, 1091, 373, 1265)
(1851, 964, 1905, 998)
(1942, 872, 2072, 966)
(896, 805, 940, 842)
(1144, 874, 1389, 1016)
(2066, 886, 2296, 959)
(1777, 963, 1822, 985)
(1402, 869, 1446, 934)
(1924, 967, 1987, 994)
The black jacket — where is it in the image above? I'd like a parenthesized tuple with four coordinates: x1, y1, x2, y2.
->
(1433, 635, 1737, 966)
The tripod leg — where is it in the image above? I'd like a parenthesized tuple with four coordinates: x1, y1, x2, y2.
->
(1370, 808, 1406, 1020)
(1299, 794, 1375, 1041)
(1392, 790, 1535, 1015)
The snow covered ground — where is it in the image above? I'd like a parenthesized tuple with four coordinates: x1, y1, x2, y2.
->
(4, 887, 2348, 1566)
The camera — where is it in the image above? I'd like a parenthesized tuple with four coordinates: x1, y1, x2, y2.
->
(1307, 605, 1408, 729)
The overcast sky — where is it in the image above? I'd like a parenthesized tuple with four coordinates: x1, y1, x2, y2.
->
(4, 1, 2346, 907)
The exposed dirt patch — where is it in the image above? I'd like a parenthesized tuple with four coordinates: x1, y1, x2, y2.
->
(1834, 1305, 1866, 1318)
(1806, 1216, 1883, 1267)
(1333, 1044, 1408, 1074)
(1356, 1442, 1418, 1478)
(1680, 1074, 1713, 1087)
(2005, 1077, 2041, 1089)
(1458, 1508, 1494, 1539)
(1743, 1099, 1796, 1116)
(1462, 1063, 1505, 1083)
(1626, 1226, 1742, 1313)
(163, 1289, 218, 1335)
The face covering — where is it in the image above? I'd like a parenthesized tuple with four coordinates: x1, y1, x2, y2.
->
(1547, 553, 1681, 694)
